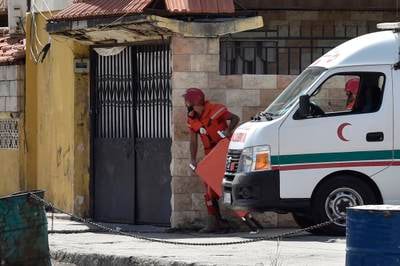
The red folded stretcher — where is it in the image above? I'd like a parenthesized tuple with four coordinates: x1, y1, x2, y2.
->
(195, 138, 230, 196)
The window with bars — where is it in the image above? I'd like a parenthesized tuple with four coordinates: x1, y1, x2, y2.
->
(220, 24, 377, 75)
(0, 119, 19, 149)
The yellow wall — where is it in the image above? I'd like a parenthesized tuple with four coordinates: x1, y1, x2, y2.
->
(26, 13, 90, 215)
(0, 149, 20, 196)
(0, 114, 22, 196)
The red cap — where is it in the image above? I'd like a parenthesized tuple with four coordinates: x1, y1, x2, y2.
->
(345, 78, 360, 95)
(183, 88, 205, 105)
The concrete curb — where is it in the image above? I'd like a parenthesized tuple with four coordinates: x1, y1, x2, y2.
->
(51, 250, 207, 266)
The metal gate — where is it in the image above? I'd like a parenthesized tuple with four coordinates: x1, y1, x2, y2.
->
(91, 42, 172, 225)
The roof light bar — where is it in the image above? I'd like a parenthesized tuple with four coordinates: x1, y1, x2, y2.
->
(377, 22, 400, 30)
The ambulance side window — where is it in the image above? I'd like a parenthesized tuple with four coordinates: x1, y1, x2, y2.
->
(306, 72, 385, 117)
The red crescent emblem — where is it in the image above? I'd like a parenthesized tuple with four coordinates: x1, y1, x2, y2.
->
(337, 123, 351, 142)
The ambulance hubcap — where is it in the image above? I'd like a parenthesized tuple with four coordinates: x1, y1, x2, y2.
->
(325, 187, 364, 227)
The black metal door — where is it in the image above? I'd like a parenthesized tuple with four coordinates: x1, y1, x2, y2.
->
(91, 43, 172, 225)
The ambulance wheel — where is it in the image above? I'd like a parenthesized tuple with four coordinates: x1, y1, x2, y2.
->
(292, 212, 314, 229)
(311, 175, 378, 236)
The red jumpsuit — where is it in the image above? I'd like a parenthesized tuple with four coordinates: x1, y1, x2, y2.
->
(187, 101, 230, 215)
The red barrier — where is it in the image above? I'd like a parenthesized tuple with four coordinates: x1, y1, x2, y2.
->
(195, 139, 230, 196)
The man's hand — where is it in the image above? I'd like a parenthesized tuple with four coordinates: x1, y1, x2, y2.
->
(189, 160, 197, 172)
(226, 113, 240, 138)
(223, 130, 233, 138)
(190, 131, 198, 172)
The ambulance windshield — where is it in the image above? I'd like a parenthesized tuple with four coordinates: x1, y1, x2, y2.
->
(265, 67, 326, 116)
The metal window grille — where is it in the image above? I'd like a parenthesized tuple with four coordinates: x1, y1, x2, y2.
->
(0, 119, 19, 149)
(220, 24, 377, 75)
(93, 43, 172, 140)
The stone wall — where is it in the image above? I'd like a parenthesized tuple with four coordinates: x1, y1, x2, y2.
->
(259, 10, 398, 31)
(0, 65, 24, 112)
(170, 36, 296, 228)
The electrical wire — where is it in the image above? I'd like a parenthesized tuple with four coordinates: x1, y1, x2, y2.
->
(100, 11, 133, 31)
(32, 9, 45, 48)
(29, 0, 54, 64)
(32, 1, 50, 20)
(39, 0, 53, 17)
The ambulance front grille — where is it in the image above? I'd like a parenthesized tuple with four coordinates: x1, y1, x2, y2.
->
(224, 149, 242, 182)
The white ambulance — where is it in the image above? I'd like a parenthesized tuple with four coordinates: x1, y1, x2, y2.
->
(223, 23, 400, 235)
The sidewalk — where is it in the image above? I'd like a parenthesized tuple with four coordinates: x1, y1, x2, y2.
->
(48, 214, 346, 266)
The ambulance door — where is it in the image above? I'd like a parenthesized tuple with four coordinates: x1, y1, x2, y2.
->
(278, 65, 393, 199)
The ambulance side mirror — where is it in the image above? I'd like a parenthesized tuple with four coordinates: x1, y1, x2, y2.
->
(296, 95, 311, 119)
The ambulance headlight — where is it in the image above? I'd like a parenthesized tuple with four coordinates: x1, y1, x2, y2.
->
(237, 145, 271, 173)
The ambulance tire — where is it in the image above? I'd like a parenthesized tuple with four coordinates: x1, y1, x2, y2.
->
(311, 175, 378, 236)
(292, 212, 314, 229)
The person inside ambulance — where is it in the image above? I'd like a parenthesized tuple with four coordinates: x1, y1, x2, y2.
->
(345, 78, 360, 110)
(183, 88, 240, 233)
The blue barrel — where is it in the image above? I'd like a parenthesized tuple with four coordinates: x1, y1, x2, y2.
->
(0, 190, 50, 266)
(346, 205, 400, 266)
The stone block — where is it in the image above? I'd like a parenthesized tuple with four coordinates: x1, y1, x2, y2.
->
(172, 106, 190, 141)
(260, 89, 282, 107)
(17, 65, 25, 80)
(207, 89, 226, 105)
(172, 141, 190, 159)
(351, 12, 383, 21)
(170, 210, 205, 229)
(6, 65, 18, 80)
(172, 193, 193, 212)
(252, 212, 278, 228)
(278, 213, 298, 227)
(5, 97, 18, 112)
(227, 106, 243, 122)
(277, 75, 296, 90)
(0, 81, 9, 96)
(172, 88, 188, 107)
(192, 193, 206, 211)
(9, 81, 17, 96)
(243, 75, 277, 89)
(226, 89, 260, 107)
(172, 72, 208, 89)
(289, 23, 301, 37)
(0, 97, 5, 111)
(208, 73, 242, 89)
(317, 11, 348, 21)
(0, 66, 7, 80)
(173, 126, 190, 142)
(208, 38, 220, 54)
(171, 176, 204, 194)
(290, 11, 319, 21)
(172, 36, 208, 55)
(173, 54, 191, 72)
(190, 55, 219, 72)
(171, 158, 193, 177)
(259, 12, 284, 23)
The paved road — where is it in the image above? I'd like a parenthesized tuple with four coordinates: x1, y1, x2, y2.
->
(48, 215, 346, 266)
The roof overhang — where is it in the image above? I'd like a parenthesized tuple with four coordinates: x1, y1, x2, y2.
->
(46, 15, 264, 44)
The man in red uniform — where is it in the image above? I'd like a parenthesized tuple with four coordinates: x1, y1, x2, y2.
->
(345, 78, 360, 110)
(183, 88, 240, 232)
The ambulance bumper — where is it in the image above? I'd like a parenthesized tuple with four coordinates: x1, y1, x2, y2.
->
(222, 170, 309, 212)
